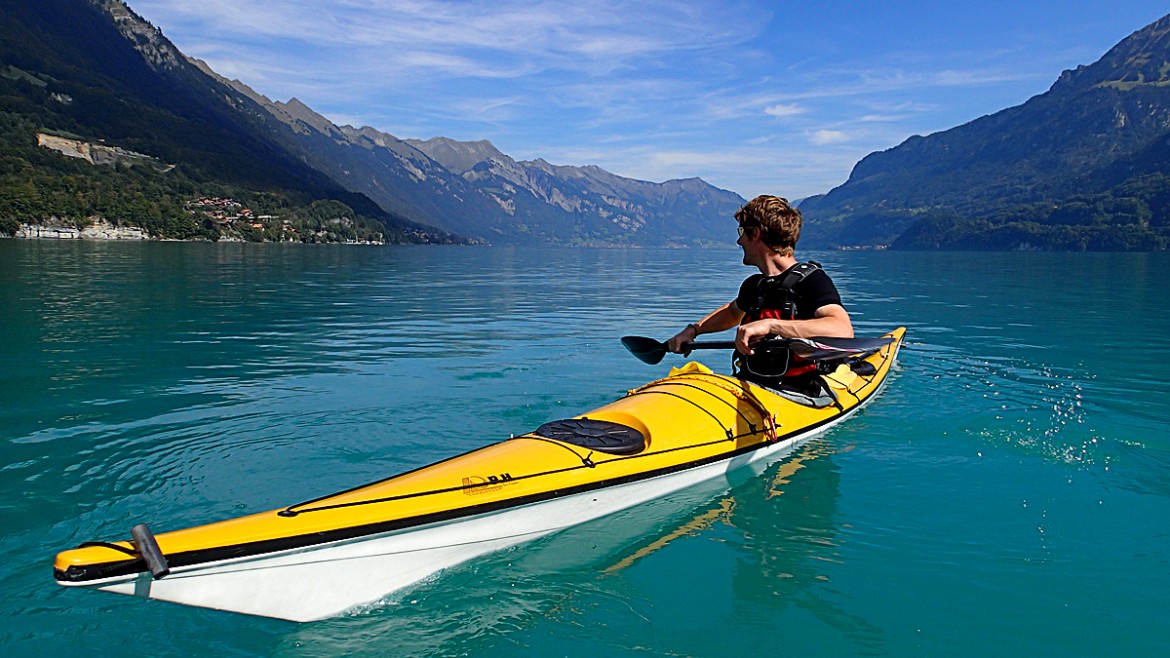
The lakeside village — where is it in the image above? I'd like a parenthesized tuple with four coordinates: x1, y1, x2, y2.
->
(11, 196, 388, 244)
(186, 196, 328, 242)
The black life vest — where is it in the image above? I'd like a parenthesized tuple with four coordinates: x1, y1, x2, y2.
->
(736, 261, 822, 379)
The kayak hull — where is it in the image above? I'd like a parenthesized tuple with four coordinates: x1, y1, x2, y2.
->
(55, 328, 904, 621)
(68, 428, 817, 622)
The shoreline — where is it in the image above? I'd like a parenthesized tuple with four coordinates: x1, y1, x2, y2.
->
(4, 221, 387, 245)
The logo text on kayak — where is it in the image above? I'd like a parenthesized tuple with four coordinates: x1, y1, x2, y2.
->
(462, 472, 514, 495)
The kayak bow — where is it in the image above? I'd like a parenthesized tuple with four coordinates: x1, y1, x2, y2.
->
(54, 328, 905, 622)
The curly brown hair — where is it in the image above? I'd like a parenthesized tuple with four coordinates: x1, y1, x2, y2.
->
(734, 195, 802, 256)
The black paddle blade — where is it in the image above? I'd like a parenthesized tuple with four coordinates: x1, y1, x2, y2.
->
(621, 335, 668, 365)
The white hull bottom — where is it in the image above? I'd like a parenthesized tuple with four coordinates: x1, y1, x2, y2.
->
(65, 406, 868, 621)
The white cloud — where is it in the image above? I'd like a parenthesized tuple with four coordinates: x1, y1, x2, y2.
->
(137, 0, 765, 79)
(934, 68, 1031, 87)
(810, 130, 849, 145)
(764, 103, 806, 118)
(859, 114, 908, 123)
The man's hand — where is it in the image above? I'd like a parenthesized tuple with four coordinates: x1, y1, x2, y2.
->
(735, 320, 776, 355)
(666, 324, 697, 355)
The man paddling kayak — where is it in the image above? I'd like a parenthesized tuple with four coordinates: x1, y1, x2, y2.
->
(666, 195, 853, 387)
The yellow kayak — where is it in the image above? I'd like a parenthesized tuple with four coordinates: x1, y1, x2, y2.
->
(54, 327, 904, 621)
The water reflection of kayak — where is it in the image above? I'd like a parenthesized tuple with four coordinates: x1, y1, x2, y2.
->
(53, 328, 904, 622)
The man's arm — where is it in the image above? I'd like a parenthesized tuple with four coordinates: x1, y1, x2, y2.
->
(735, 304, 853, 355)
(666, 301, 746, 353)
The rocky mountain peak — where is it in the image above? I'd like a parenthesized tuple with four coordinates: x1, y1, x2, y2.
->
(188, 57, 274, 107)
(341, 125, 400, 148)
(95, 0, 184, 72)
(405, 137, 509, 174)
(1052, 13, 1170, 92)
(274, 97, 339, 136)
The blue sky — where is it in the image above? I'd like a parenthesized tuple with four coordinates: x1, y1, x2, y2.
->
(131, 1, 1169, 200)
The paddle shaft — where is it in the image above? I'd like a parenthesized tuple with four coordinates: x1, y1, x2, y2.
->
(621, 333, 893, 366)
(681, 339, 737, 351)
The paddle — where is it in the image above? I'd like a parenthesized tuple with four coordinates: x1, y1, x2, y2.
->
(620, 334, 894, 365)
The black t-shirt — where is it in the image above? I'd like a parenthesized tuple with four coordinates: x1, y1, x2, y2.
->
(732, 265, 844, 382)
(734, 266, 843, 320)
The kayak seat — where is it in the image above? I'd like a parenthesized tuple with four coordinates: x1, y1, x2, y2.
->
(535, 418, 646, 455)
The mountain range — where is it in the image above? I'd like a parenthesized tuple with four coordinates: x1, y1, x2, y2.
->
(0, 0, 744, 246)
(208, 71, 745, 247)
(3, 1, 1169, 250)
(798, 13, 1170, 251)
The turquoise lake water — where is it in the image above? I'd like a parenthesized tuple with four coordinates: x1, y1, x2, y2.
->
(2, 240, 1168, 657)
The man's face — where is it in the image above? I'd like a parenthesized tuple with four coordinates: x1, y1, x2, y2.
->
(737, 224, 760, 266)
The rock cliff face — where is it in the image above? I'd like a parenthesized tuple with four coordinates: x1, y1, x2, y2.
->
(99, 0, 185, 72)
(15, 219, 148, 239)
(37, 132, 167, 168)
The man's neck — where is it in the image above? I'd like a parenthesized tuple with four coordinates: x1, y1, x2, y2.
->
(758, 253, 798, 277)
